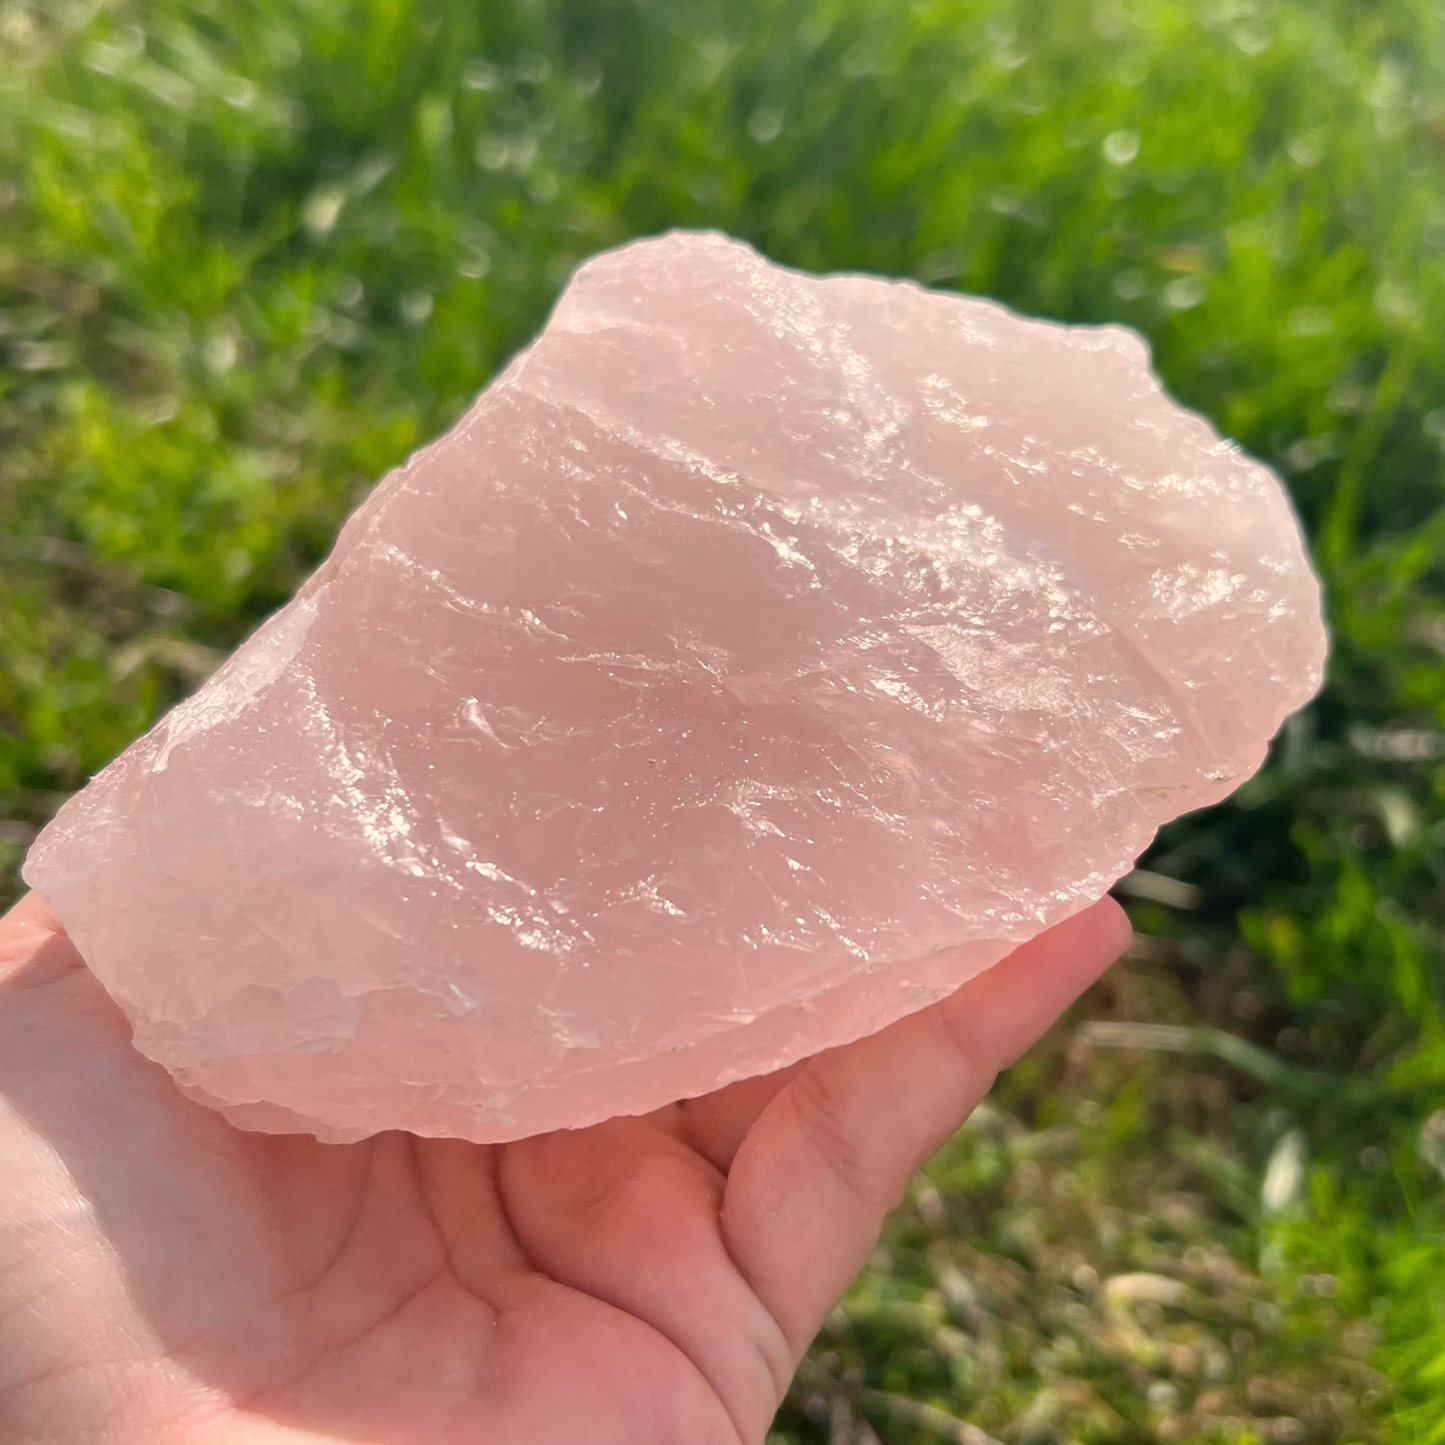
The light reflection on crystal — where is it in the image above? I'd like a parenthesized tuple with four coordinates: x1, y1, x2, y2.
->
(23, 232, 1326, 1144)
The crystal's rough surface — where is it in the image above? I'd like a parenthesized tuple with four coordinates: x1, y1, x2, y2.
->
(23, 232, 1327, 1144)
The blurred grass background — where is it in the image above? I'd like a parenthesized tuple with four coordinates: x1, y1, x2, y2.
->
(2, 0, 1444, 1439)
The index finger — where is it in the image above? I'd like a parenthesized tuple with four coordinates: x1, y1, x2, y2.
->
(720, 897, 1131, 1357)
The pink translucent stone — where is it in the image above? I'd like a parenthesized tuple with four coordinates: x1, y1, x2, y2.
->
(23, 232, 1327, 1143)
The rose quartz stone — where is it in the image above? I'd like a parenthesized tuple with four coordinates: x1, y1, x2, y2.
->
(23, 232, 1327, 1144)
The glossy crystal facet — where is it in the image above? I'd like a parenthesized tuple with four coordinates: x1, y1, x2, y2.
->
(23, 232, 1327, 1143)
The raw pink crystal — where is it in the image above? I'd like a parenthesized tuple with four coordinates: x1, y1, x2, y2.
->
(23, 232, 1327, 1144)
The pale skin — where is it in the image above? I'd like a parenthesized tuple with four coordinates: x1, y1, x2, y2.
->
(0, 890, 1129, 1445)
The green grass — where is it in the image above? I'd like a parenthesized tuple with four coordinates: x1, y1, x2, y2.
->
(3, 0, 1445, 1439)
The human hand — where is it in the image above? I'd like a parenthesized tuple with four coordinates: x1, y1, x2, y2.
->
(0, 890, 1128, 1445)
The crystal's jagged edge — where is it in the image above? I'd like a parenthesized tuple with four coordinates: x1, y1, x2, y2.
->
(170, 935, 1019, 1144)
(23, 230, 1328, 1144)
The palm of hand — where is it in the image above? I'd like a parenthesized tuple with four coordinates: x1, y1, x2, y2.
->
(0, 894, 1126, 1445)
